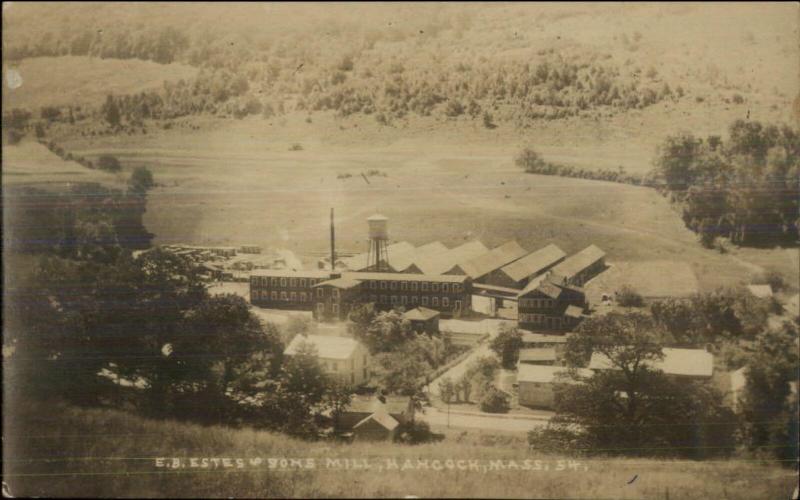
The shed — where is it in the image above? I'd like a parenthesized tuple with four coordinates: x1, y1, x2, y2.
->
(352, 411, 399, 441)
(517, 364, 592, 409)
(403, 306, 441, 334)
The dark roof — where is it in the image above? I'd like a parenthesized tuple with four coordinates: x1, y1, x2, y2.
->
(343, 271, 468, 284)
(549, 245, 606, 280)
(500, 244, 566, 282)
(403, 307, 440, 321)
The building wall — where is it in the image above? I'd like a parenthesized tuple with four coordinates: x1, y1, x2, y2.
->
(518, 289, 585, 331)
(355, 277, 471, 317)
(318, 344, 371, 386)
(250, 273, 330, 310)
(313, 285, 363, 322)
(353, 419, 396, 441)
(567, 258, 605, 287)
(480, 269, 521, 289)
(518, 381, 556, 409)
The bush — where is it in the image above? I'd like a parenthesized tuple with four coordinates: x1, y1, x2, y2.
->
(480, 386, 511, 414)
(97, 155, 122, 172)
(616, 285, 645, 307)
(752, 270, 785, 292)
(394, 420, 440, 444)
(289, 143, 303, 151)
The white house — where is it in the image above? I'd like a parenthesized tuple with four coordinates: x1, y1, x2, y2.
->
(284, 334, 371, 386)
(516, 364, 593, 409)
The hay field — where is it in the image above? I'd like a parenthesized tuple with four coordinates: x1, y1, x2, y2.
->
(4, 402, 797, 499)
(54, 117, 799, 292)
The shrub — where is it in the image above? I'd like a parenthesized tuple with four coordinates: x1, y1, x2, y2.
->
(752, 270, 785, 293)
(482, 111, 496, 129)
(444, 100, 464, 117)
(97, 155, 122, 172)
(394, 420, 440, 444)
(616, 285, 645, 307)
(480, 386, 511, 414)
(732, 94, 745, 104)
(289, 143, 303, 151)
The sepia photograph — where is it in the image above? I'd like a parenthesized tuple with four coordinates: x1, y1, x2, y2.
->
(2, 2, 799, 498)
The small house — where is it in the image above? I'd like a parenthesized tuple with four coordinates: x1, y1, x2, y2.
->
(352, 411, 400, 441)
(588, 347, 714, 380)
(403, 306, 440, 334)
(284, 334, 371, 386)
(517, 364, 592, 409)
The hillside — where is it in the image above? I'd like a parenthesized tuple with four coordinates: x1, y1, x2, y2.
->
(4, 402, 796, 499)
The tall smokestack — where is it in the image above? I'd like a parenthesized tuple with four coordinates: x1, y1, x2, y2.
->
(330, 208, 336, 271)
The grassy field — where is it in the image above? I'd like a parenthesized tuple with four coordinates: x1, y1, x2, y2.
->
(4, 402, 796, 499)
(2, 56, 197, 110)
(48, 116, 799, 293)
(2, 139, 124, 188)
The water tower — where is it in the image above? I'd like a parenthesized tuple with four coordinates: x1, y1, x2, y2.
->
(366, 214, 390, 271)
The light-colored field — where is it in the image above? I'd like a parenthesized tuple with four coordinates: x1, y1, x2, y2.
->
(2, 56, 197, 110)
(5, 402, 797, 499)
(52, 117, 799, 292)
(2, 139, 124, 188)
(585, 260, 701, 305)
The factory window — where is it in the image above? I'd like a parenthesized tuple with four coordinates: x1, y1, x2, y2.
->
(391, 296, 398, 305)
(370, 294, 377, 302)
(317, 288, 324, 298)
(300, 279, 306, 288)
(442, 297, 449, 307)
(390, 281, 397, 290)
(271, 291, 278, 301)
(547, 299, 554, 308)
(316, 303, 325, 316)
(455, 300, 461, 311)
(300, 292, 306, 302)
(401, 282, 408, 291)
(332, 289, 340, 299)
(290, 292, 297, 301)
(280, 292, 287, 300)
(432, 283, 439, 292)
(411, 296, 418, 305)
(272, 278, 279, 287)
(370, 281, 377, 290)
(421, 282, 429, 292)
(401, 296, 408, 305)
(432, 297, 439, 307)
(422, 296, 429, 306)
(380, 295, 387, 304)
(442, 284, 449, 293)
(380, 281, 387, 290)
(280, 278, 287, 287)
(332, 303, 339, 315)
(411, 282, 418, 292)
(290, 278, 297, 287)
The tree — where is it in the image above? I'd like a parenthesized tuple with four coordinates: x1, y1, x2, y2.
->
(326, 379, 354, 431)
(373, 346, 430, 396)
(128, 166, 155, 194)
(102, 95, 121, 127)
(438, 376, 456, 404)
(349, 305, 415, 353)
(464, 355, 500, 401)
(545, 312, 736, 457)
(616, 285, 645, 307)
(482, 111, 496, 129)
(480, 386, 511, 413)
(489, 325, 522, 369)
(97, 155, 121, 172)
(515, 148, 547, 173)
(739, 322, 800, 461)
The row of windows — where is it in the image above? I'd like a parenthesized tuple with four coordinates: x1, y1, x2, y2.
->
(369, 294, 461, 309)
(252, 276, 323, 288)
(519, 298, 556, 309)
(256, 290, 313, 302)
(366, 280, 462, 294)
(519, 313, 563, 328)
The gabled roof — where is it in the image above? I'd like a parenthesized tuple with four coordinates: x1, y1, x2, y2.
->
(410, 240, 489, 275)
(343, 271, 468, 284)
(403, 306, 441, 321)
(518, 275, 585, 298)
(353, 411, 399, 431)
(312, 277, 363, 289)
(394, 241, 449, 272)
(341, 241, 415, 271)
(588, 347, 713, 378)
(519, 347, 557, 362)
(284, 334, 361, 360)
(500, 244, 566, 283)
(517, 364, 592, 384)
(251, 269, 333, 278)
(548, 245, 606, 280)
(458, 241, 528, 279)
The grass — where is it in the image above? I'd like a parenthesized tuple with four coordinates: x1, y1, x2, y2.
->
(4, 401, 796, 498)
(3, 56, 197, 110)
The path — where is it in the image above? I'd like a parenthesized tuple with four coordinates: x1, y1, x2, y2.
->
(419, 406, 551, 433)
